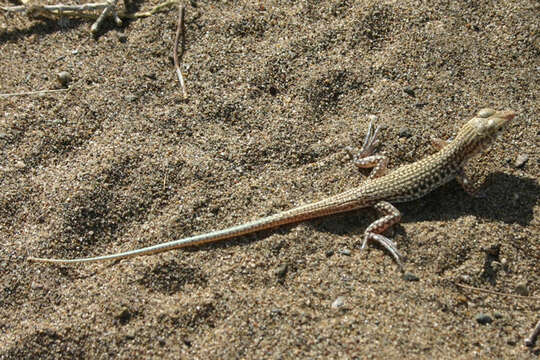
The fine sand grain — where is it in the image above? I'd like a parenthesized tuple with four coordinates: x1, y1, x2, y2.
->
(1, 0, 538, 358)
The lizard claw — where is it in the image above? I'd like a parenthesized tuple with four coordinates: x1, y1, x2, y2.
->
(359, 121, 380, 157)
(346, 121, 381, 160)
(361, 233, 404, 270)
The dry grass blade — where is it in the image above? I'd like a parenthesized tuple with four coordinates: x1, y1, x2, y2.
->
(173, 4, 187, 99)
(0, 88, 68, 97)
(454, 282, 540, 301)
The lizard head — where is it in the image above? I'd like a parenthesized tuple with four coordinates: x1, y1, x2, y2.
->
(468, 108, 516, 137)
(455, 108, 516, 160)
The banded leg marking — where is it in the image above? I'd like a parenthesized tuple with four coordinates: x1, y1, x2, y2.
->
(362, 201, 403, 269)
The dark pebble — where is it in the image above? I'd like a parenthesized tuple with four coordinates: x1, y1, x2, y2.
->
(403, 87, 415, 97)
(514, 154, 528, 168)
(399, 127, 413, 138)
(475, 313, 493, 325)
(402, 272, 419, 281)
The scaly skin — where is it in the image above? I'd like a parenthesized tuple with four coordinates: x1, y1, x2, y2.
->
(28, 108, 516, 269)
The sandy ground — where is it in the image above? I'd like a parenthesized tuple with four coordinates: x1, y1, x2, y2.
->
(1, 0, 539, 358)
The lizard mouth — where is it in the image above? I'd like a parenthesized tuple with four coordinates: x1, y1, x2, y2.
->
(500, 110, 516, 122)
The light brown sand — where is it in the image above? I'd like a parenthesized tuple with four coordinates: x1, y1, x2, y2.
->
(1, 0, 538, 358)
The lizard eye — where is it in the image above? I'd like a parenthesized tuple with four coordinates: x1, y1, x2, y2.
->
(477, 108, 495, 118)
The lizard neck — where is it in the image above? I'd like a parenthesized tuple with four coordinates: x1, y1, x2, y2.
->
(446, 122, 492, 166)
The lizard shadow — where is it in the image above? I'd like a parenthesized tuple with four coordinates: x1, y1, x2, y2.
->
(399, 172, 537, 226)
(306, 172, 537, 242)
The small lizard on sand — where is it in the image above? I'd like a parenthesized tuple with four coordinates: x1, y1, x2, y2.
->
(28, 108, 516, 269)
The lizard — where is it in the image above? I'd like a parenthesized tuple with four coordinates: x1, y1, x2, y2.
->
(28, 108, 516, 269)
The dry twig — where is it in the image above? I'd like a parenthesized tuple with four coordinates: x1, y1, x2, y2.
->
(525, 319, 540, 347)
(173, 5, 187, 99)
(0, 88, 68, 98)
(90, 0, 121, 34)
(454, 282, 540, 301)
(0, 0, 179, 34)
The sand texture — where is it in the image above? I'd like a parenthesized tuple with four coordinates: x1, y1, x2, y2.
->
(1, 0, 539, 358)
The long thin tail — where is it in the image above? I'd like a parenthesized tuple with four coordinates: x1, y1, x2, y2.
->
(28, 190, 363, 264)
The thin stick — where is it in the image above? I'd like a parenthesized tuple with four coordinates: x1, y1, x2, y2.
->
(91, 0, 120, 34)
(130, 0, 178, 17)
(0, 1, 179, 25)
(0, 88, 68, 98)
(454, 282, 540, 301)
(525, 319, 540, 347)
(173, 5, 187, 99)
(1, 3, 109, 13)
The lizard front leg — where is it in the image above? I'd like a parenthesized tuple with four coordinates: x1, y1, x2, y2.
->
(456, 168, 486, 198)
(363, 201, 404, 269)
(431, 137, 486, 197)
(346, 121, 389, 179)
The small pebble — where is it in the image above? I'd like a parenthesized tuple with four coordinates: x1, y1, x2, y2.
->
(513, 154, 528, 168)
(331, 296, 345, 309)
(402, 272, 419, 281)
(145, 72, 157, 80)
(515, 282, 529, 296)
(126, 94, 138, 102)
(339, 249, 351, 256)
(270, 308, 283, 315)
(274, 263, 288, 278)
(398, 127, 412, 138)
(116, 32, 128, 43)
(30, 281, 43, 290)
(403, 87, 415, 97)
(325, 250, 334, 257)
(475, 313, 493, 325)
(15, 160, 26, 169)
(455, 295, 468, 306)
(116, 308, 132, 323)
(57, 71, 72, 87)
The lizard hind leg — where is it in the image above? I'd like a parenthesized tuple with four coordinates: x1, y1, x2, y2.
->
(362, 201, 404, 269)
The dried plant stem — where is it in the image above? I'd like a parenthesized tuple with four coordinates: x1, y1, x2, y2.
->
(525, 319, 540, 347)
(0, 88, 68, 98)
(1, 3, 108, 13)
(1, 0, 179, 33)
(173, 5, 187, 99)
(90, 0, 121, 34)
(454, 282, 540, 300)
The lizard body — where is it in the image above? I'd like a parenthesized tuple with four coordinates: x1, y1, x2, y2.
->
(28, 108, 516, 268)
